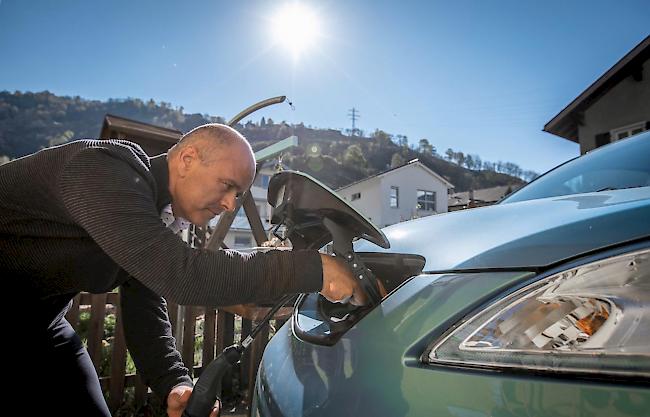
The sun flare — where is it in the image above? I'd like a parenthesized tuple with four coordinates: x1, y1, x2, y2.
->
(271, 3, 321, 59)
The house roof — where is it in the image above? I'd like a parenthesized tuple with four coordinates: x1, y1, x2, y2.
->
(448, 185, 517, 207)
(100, 114, 182, 143)
(544, 36, 650, 142)
(337, 159, 454, 191)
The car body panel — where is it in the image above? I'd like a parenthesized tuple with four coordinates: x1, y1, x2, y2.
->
(254, 267, 650, 416)
(356, 187, 650, 271)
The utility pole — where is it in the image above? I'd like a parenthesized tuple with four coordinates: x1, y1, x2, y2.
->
(347, 107, 360, 136)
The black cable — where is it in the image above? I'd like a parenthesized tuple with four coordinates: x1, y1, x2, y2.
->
(242, 294, 295, 348)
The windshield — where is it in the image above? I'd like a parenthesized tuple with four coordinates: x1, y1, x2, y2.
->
(502, 132, 650, 203)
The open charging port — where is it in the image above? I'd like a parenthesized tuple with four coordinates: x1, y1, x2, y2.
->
(295, 252, 425, 346)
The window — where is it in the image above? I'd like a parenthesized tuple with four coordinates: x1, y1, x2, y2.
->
(502, 133, 650, 203)
(351, 192, 361, 201)
(611, 121, 647, 141)
(417, 190, 436, 211)
(390, 186, 399, 208)
(234, 235, 252, 247)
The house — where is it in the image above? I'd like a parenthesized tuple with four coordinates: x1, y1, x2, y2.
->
(337, 159, 454, 228)
(448, 185, 518, 212)
(544, 36, 649, 153)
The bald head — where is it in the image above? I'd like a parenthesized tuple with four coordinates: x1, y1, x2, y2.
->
(166, 123, 257, 225)
(169, 123, 254, 165)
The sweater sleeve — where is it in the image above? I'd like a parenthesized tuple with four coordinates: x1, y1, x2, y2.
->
(120, 277, 193, 400)
(58, 147, 323, 306)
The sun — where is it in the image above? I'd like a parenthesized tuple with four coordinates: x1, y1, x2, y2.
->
(271, 3, 321, 59)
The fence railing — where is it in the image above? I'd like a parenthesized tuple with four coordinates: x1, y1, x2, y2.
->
(65, 291, 285, 415)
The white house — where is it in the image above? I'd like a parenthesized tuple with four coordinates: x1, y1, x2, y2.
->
(337, 159, 454, 228)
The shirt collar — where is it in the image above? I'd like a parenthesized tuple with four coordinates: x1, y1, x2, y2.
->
(160, 204, 191, 233)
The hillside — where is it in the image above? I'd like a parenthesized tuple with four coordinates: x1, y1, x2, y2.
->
(0, 90, 528, 191)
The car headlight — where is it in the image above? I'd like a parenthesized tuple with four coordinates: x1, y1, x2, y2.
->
(426, 248, 650, 378)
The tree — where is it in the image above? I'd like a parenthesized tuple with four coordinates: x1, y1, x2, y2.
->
(465, 154, 475, 169)
(471, 154, 482, 171)
(390, 152, 405, 168)
(372, 129, 393, 147)
(455, 151, 466, 167)
(418, 138, 433, 156)
(502, 162, 522, 177)
(47, 130, 74, 147)
(445, 148, 454, 161)
(396, 134, 408, 149)
(343, 144, 367, 168)
(522, 170, 539, 182)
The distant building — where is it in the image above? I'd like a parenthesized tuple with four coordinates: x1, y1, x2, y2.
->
(448, 185, 518, 211)
(544, 36, 649, 154)
(337, 159, 454, 228)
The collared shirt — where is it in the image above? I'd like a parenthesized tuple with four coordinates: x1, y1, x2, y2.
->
(160, 204, 191, 234)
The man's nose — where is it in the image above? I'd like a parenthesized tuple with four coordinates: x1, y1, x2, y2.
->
(220, 192, 237, 212)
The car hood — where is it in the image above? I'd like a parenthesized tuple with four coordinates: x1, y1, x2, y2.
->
(355, 187, 650, 271)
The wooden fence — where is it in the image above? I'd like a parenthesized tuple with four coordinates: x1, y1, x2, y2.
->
(65, 291, 284, 415)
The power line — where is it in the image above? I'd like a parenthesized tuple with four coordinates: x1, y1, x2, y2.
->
(347, 107, 360, 136)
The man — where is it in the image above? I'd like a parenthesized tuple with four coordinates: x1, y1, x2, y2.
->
(1, 124, 364, 416)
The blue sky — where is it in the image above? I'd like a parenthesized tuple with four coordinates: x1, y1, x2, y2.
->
(1, 0, 648, 173)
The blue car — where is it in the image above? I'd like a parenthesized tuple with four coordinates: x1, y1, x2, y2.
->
(252, 132, 650, 417)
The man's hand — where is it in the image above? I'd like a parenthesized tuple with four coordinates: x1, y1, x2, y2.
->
(167, 385, 219, 417)
(319, 253, 368, 306)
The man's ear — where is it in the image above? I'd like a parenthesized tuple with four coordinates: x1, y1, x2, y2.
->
(178, 146, 200, 176)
